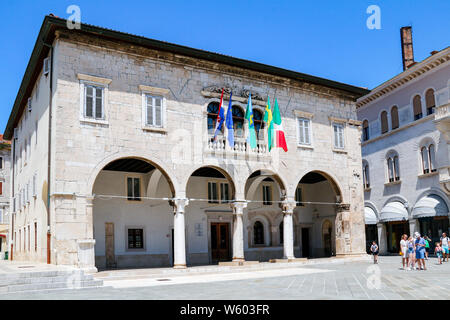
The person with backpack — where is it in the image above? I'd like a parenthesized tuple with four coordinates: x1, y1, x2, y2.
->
(440, 232, 449, 262)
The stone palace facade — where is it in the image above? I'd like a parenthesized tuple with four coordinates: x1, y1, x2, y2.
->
(4, 16, 368, 271)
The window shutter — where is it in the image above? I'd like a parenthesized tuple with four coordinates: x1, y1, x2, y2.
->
(304, 120, 310, 144)
(155, 97, 162, 127)
(95, 87, 103, 119)
(85, 86, 94, 118)
(146, 96, 153, 126)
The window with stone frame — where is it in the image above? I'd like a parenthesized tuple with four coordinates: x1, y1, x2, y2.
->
(421, 143, 436, 174)
(232, 106, 245, 138)
(207, 102, 224, 136)
(262, 185, 272, 205)
(362, 120, 369, 141)
(297, 118, 311, 145)
(391, 106, 399, 130)
(413, 95, 422, 121)
(127, 177, 141, 201)
(425, 89, 436, 115)
(253, 221, 265, 245)
(363, 162, 370, 189)
(207, 181, 230, 204)
(145, 94, 164, 127)
(127, 228, 144, 249)
(380, 111, 388, 134)
(84, 84, 104, 120)
(387, 153, 400, 182)
(333, 123, 345, 149)
(0, 156, 3, 169)
(253, 109, 265, 140)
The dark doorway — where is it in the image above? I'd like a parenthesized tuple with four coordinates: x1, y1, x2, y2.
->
(211, 223, 230, 263)
(386, 221, 408, 253)
(301, 228, 310, 257)
(365, 224, 378, 254)
(419, 216, 449, 253)
(171, 228, 174, 266)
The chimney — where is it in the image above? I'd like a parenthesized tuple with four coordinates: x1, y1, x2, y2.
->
(400, 26, 415, 71)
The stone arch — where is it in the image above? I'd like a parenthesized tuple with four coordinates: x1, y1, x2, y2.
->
(364, 200, 380, 221)
(184, 164, 237, 200)
(86, 152, 179, 198)
(244, 169, 288, 201)
(412, 188, 450, 219)
(248, 214, 271, 247)
(294, 170, 343, 203)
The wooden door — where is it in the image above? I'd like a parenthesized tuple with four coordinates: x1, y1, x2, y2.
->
(105, 222, 116, 268)
(211, 223, 230, 263)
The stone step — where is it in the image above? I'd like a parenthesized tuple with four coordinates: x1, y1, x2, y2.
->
(0, 274, 94, 287)
(0, 279, 104, 294)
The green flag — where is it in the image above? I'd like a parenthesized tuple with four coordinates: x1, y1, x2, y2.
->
(245, 94, 257, 149)
(263, 96, 274, 151)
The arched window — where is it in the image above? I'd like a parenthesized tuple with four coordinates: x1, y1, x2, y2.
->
(391, 106, 399, 130)
(232, 106, 245, 138)
(362, 120, 369, 141)
(387, 153, 400, 182)
(253, 109, 265, 140)
(279, 221, 283, 244)
(380, 111, 388, 134)
(421, 143, 437, 174)
(413, 95, 422, 120)
(207, 102, 223, 135)
(425, 89, 436, 115)
(363, 162, 370, 189)
(253, 221, 265, 245)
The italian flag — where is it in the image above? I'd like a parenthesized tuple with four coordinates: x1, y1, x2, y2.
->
(272, 98, 288, 152)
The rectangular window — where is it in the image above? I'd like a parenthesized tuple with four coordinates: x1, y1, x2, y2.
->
(0, 182, 2, 196)
(263, 185, 272, 205)
(0, 157, 3, 169)
(128, 228, 144, 249)
(84, 85, 104, 119)
(127, 177, 141, 201)
(220, 183, 230, 203)
(295, 187, 303, 206)
(208, 182, 219, 204)
(333, 123, 345, 149)
(145, 95, 163, 127)
(297, 118, 311, 145)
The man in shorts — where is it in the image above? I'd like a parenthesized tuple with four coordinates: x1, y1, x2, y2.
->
(441, 232, 449, 262)
(415, 234, 426, 270)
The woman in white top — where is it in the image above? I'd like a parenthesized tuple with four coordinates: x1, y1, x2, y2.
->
(400, 234, 409, 270)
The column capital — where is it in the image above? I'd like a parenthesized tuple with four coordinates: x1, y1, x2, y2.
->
(336, 203, 351, 212)
(230, 201, 247, 215)
(280, 200, 296, 214)
(171, 198, 189, 214)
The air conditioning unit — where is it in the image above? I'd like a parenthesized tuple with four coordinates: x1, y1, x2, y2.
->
(43, 57, 50, 76)
(27, 97, 32, 112)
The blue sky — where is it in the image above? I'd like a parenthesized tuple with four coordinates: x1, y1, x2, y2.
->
(0, 0, 449, 132)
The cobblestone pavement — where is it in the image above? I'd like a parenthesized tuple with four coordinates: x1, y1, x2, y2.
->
(3, 256, 450, 300)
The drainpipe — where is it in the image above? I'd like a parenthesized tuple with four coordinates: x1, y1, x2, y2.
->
(43, 41, 54, 264)
(10, 139, 15, 260)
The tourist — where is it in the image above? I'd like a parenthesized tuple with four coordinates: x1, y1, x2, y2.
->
(407, 236, 415, 270)
(370, 241, 379, 264)
(440, 232, 449, 262)
(424, 236, 430, 260)
(400, 234, 409, 270)
(435, 242, 443, 265)
(415, 233, 427, 270)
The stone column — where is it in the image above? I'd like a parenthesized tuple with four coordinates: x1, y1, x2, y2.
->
(281, 200, 296, 259)
(172, 198, 189, 269)
(230, 201, 247, 262)
(409, 218, 419, 236)
(335, 204, 351, 256)
(377, 223, 387, 255)
(77, 196, 97, 273)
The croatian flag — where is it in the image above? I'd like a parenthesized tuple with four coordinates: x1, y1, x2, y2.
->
(213, 88, 225, 141)
(225, 91, 234, 148)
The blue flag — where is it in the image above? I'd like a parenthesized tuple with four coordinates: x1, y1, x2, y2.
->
(225, 91, 234, 148)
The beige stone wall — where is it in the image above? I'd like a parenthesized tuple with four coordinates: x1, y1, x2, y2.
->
(13, 30, 366, 265)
